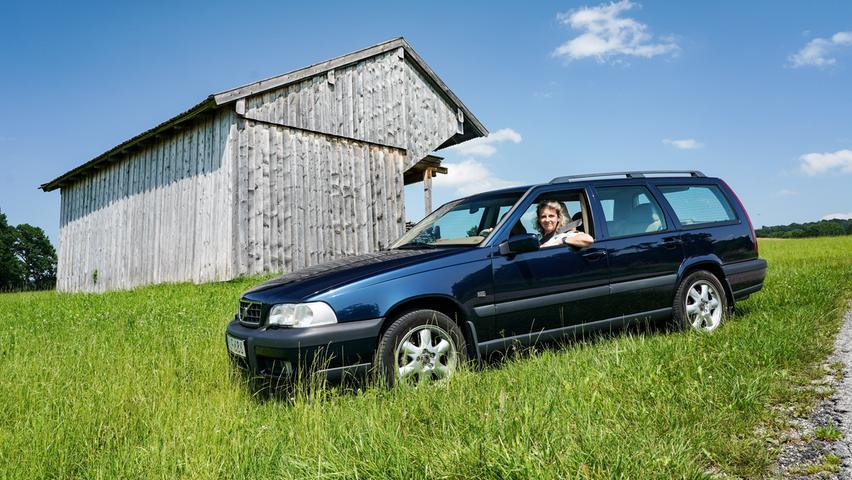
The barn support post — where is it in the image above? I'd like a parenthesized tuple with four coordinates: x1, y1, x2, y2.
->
(423, 167, 433, 215)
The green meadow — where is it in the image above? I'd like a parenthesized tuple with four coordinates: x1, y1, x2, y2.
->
(1, 236, 850, 479)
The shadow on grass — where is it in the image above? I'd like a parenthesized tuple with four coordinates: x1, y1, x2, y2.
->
(478, 315, 677, 370)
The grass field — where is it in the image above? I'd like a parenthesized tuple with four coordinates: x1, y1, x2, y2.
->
(1, 236, 851, 479)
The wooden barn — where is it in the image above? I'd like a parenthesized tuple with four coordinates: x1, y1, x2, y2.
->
(40, 38, 487, 292)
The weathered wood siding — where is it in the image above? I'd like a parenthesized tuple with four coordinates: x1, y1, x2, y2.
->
(234, 119, 405, 277)
(57, 110, 237, 292)
(244, 49, 459, 170)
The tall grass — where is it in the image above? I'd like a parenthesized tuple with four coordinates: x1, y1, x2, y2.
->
(1, 237, 850, 478)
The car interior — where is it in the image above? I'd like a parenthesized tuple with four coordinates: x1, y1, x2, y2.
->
(596, 186, 667, 238)
(512, 191, 594, 247)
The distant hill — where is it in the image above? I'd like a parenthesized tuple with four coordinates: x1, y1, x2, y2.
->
(757, 218, 852, 238)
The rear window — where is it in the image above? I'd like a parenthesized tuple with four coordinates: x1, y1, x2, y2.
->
(658, 185, 737, 226)
(595, 185, 667, 237)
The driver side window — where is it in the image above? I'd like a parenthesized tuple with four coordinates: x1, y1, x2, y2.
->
(512, 189, 594, 248)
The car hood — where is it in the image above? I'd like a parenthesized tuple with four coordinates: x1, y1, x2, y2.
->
(243, 248, 464, 300)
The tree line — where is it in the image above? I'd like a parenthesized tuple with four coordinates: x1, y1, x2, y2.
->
(756, 218, 852, 239)
(0, 208, 57, 291)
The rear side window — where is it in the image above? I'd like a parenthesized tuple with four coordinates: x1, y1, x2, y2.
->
(658, 185, 737, 226)
(596, 186, 667, 238)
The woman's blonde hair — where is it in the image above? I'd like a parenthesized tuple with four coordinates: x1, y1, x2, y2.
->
(535, 200, 570, 235)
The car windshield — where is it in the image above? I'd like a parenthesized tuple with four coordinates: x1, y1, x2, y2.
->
(391, 193, 524, 249)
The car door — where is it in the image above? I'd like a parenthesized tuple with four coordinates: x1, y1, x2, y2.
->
(489, 186, 612, 341)
(591, 183, 685, 318)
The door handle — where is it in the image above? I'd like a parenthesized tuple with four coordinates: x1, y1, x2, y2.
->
(581, 250, 607, 261)
(661, 237, 681, 250)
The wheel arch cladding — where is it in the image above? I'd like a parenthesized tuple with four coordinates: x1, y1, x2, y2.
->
(679, 261, 734, 310)
(380, 296, 475, 356)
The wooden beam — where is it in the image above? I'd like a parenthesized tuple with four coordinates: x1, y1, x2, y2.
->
(423, 167, 433, 215)
(213, 39, 405, 105)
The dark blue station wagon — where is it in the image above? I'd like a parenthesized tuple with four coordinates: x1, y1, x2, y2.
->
(226, 171, 767, 385)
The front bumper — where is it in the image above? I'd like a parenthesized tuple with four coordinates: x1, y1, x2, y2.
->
(225, 317, 384, 381)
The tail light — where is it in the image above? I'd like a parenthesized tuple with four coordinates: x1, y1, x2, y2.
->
(721, 180, 758, 256)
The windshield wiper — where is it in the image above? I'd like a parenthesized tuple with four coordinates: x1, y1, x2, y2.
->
(395, 242, 438, 250)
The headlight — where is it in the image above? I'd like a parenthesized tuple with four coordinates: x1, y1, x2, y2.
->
(268, 302, 337, 328)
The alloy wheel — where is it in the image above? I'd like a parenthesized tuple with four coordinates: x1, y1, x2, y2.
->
(685, 279, 723, 332)
(394, 325, 459, 385)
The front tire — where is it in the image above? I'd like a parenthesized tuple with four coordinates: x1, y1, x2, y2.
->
(672, 271, 727, 332)
(375, 309, 467, 387)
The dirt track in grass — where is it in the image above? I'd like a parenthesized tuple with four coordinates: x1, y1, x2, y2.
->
(774, 306, 852, 479)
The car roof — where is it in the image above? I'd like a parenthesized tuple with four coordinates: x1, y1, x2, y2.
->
(457, 171, 718, 203)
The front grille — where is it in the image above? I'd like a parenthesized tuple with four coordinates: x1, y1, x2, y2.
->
(239, 300, 263, 326)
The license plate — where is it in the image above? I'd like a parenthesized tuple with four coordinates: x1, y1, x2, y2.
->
(227, 335, 246, 358)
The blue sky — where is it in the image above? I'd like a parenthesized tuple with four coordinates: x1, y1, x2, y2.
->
(1, 0, 850, 246)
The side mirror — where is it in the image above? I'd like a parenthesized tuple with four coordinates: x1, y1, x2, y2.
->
(499, 233, 540, 255)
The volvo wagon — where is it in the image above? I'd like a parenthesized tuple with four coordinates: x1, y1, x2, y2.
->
(226, 170, 767, 385)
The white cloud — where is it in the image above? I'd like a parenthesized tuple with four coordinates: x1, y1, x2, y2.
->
(799, 149, 852, 175)
(437, 127, 523, 195)
(822, 212, 852, 220)
(448, 128, 522, 158)
(553, 0, 679, 62)
(433, 159, 521, 196)
(663, 138, 703, 150)
(788, 31, 852, 68)
(775, 189, 799, 197)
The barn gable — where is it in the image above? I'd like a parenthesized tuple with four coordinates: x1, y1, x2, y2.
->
(42, 38, 487, 292)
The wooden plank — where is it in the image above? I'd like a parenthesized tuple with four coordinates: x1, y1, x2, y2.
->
(260, 124, 272, 272)
(236, 117, 248, 276)
(195, 120, 205, 281)
(119, 160, 129, 289)
(202, 117, 213, 281)
(394, 151, 405, 237)
(172, 131, 182, 281)
(105, 162, 115, 288)
(159, 139, 169, 284)
(343, 142, 356, 255)
(363, 144, 375, 251)
(270, 127, 282, 270)
(393, 49, 404, 147)
(366, 57, 376, 144)
(228, 113, 240, 279)
(89, 170, 98, 290)
(306, 135, 317, 265)
(181, 128, 192, 282)
(354, 60, 363, 139)
(277, 125, 286, 270)
(282, 129, 294, 272)
(152, 141, 163, 284)
(245, 122, 256, 274)
(293, 132, 305, 269)
(212, 38, 406, 105)
(377, 54, 387, 146)
(322, 140, 333, 260)
(423, 166, 433, 215)
(189, 124, 201, 281)
(330, 140, 342, 256)
(216, 113, 227, 279)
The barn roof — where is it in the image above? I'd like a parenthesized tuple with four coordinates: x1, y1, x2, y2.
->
(41, 37, 487, 192)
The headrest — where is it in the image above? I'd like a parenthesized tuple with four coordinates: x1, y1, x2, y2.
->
(629, 203, 653, 219)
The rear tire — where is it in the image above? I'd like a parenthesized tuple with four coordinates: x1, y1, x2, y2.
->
(672, 271, 727, 332)
(375, 309, 467, 387)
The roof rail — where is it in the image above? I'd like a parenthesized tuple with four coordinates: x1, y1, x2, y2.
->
(550, 170, 706, 183)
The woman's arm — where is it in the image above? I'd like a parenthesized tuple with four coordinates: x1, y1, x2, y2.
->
(564, 232, 594, 248)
